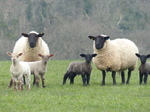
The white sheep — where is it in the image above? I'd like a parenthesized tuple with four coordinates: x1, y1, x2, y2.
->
(63, 54, 97, 86)
(7, 52, 31, 91)
(12, 31, 50, 85)
(27, 53, 54, 87)
(13, 31, 50, 61)
(88, 35, 139, 85)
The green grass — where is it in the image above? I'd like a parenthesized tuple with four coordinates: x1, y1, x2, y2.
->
(0, 60, 150, 112)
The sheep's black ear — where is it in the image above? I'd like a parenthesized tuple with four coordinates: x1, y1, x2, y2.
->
(88, 36, 95, 40)
(38, 33, 44, 37)
(80, 54, 86, 57)
(146, 54, 150, 58)
(92, 54, 97, 57)
(135, 53, 140, 58)
(22, 33, 28, 37)
(105, 36, 110, 40)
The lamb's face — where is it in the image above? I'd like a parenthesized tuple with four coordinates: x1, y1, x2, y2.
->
(88, 35, 110, 49)
(135, 53, 150, 64)
(7, 52, 23, 64)
(22, 32, 44, 48)
(80, 54, 97, 63)
(38, 54, 54, 64)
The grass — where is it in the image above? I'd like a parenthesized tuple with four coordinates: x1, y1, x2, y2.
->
(0, 60, 150, 112)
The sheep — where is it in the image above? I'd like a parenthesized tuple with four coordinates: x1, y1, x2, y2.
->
(27, 53, 54, 88)
(135, 53, 150, 85)
(63, 53, 97, 86)
(7, 52, 31, 91)
(12, 31, 50, 85)
(13, 31, 50, 61)
(88, 34, 139, 85)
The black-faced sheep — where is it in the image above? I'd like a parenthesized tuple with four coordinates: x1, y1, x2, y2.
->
(63, 53, 97, 86)
(135, 53, 150, 84)
(27, 54, 54, 87)
(88, 35, 139, 85)
(7, 52, 31, 91)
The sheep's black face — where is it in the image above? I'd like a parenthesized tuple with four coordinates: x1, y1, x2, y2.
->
(88, 35, 110, 49)
(80, 54, 97, 63)
(22, 32, 44, 48)
(135, 53, 150, 64)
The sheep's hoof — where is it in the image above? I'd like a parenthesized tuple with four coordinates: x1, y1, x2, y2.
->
(43, 86, 46, 88)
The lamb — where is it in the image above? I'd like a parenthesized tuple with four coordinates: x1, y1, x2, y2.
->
(88, 35, 139, 85)
(135, 53, 150, 85)
(27, 53, 54, 88)
(63, 53, 97, 86)
(7, 52, 31, 91)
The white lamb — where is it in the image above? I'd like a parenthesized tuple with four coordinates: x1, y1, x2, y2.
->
(88, 34, 139, 85)
(27, 53, 54, 88)
(13, 31, 50, 61)
(7, 52, 31, 91)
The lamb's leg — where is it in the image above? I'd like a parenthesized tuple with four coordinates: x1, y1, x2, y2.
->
(33, 74, 36, 85)
(41, 74, 45, 88)
(144, 73, 148, 84)
(14, 81, 17, 91)
(23, 75, 26, 85)
(139, 72, 143, 85)
(86, 74, 90, 85)
(70, 73, 76, 84)
(18, 78, 22, 91)
(35, 74, 40, 87)
(8, 78, 13, 88)
(121, 71, 125, 84)
(63, 72, 69, 85)
(81, 75, 87, 86)
(112, 71, 116, 85)
(101, 70, 106, 86)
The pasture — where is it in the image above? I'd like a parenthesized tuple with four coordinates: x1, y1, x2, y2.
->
(0, 60, 150, 112)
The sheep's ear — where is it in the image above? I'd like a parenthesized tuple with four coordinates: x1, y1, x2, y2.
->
(80, 54, 85, 57)
(22, 33, 28, 37)
(38, 54, 43, 57)
(135, 53, 140, 58)
(92, 54, 97, 57)
(88, 36, 95, 40)
(146, 54, 150, 58)
(105, 36, 110, 40)
(49, 54, 54, 58)
(17, 53, 23, 57)
(7, 52, 12, 56)
(38, 33, 44, 37)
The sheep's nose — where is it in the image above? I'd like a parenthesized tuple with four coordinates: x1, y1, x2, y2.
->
(30, 42, 35, 48)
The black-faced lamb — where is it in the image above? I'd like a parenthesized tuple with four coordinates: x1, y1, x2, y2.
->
(7, 52, 31, 91)
(135, 53, 150, 85)
(63, 53, 97, 86)
(88, 34, 139, 85)
(27, 53, 54, 87)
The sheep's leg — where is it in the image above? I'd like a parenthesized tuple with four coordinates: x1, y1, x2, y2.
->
(14, 81, 17, 91)
(139, 72, 143, 85)
(63, 72, 70, 85)
(70, 73, 76, 84)
(101, 70, 106, 86)
(33, 74, 36, 85)
(121, 71, 125, 84)
(112, 71, 116, 85)
(8, 78, 13, 88)
(144, 73, 148, 84)
(126, 69, 132, 84)
(81, 75, 87, 86)
(23, 75, 26, 85)
(35, 74, 40, 87)
(41, 74, 45, 88)
(18, 78, 22, 91)
(86, 74, 90, 85)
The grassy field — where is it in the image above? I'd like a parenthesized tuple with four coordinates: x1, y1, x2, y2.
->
(0, 60, 150, 112)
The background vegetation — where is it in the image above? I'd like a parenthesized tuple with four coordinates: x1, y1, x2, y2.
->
(1, 60, 150, 112)
(0, 0, 150, 60)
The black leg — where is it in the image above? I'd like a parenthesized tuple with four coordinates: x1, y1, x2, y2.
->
(112, 71, 116, 85)
(62, 72, 70, 85)
(70, 73, 76, 84)
(33, 74, 36, 85)
(139, 72, 143, 85)
(82, 75, 87, 86)
(144, 73, 148, 84)
(23, 75, 26, 85)
(101, 70, 106, 86)
(86, 74, 90, 85)
(126, 69, 132, 84)
(121, 71, 125, 84)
